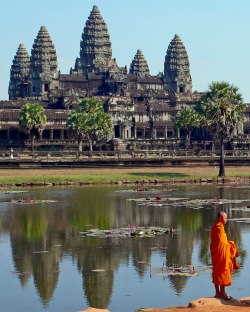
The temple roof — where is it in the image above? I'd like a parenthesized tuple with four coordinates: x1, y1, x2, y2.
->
(0, 100, 45, 109)
(129, 49, 150, 77)
(0, 109, 20, 120)
(150, 102, 176, 112)
(153, 120, 175, 127)
(30, 26, 57, 76)
(135, 121, 174, 128)
(126, 74, 162, 84)
(60, 73, 100, 82)
(134, 102, 175, 113)
(45, 109, 69, 119)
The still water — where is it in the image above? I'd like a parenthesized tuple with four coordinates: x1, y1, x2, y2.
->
(0, 184, 250, 312)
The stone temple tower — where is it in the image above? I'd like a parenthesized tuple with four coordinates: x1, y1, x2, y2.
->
(8, 43, 30, 99)
(164, 34, 192, 94)
(129, 49, 150, 77)
(74, 5, 114, 74)
(30, 26, 58, 97)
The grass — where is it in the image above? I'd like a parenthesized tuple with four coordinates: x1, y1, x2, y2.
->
(0, 166, 249, 185)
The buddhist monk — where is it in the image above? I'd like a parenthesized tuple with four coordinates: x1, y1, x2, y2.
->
(210, 211, 239, 300)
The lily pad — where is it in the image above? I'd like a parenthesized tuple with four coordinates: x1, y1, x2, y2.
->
(80, 226, 176, 239)
(152, 264, 212, 278)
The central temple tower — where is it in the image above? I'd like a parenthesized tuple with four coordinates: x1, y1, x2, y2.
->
(164, 34, 192, 94)
(74, 5, 114, 74)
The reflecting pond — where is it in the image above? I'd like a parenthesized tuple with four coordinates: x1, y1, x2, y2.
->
(0, 184, 250, 312)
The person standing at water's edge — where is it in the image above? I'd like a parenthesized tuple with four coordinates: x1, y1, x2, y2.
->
(210, 211, 240, 300)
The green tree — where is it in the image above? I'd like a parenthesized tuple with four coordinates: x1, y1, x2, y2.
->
(66, 98, 113, 152)
(197, 81, 245, 177)
(174, 107, 200, 148)
(19, 103, 47, 151)
(66, 111, 87, 152)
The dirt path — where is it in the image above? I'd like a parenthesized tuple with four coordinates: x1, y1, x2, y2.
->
(0, 166, 249, 178)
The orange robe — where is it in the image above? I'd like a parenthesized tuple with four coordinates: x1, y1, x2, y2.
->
(210, 221, 239, 286)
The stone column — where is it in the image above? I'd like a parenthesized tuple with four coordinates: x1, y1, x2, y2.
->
(38, 130, 42, 139)
(118, 124, 121, 139)
(165, 127, 168, 139)
(128, 127, 131, 139)
(121, 125, 124, 139)
(143, 128, 146, 138)
(152, 128, 156, 139)
(50, 130, 53, 140)
(212, 142, 215, 156)
(61, 129, 64, 140)
(134, 126, 137, 139)
(177, 128, 180, 138)
(125, 127, 130, 139)
(172, 128, 175, 138)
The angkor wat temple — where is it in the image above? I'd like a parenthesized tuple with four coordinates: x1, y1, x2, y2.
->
(2, 5, 250, 152)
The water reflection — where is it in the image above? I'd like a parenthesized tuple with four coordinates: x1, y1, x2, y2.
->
(0, 184, 250, 311)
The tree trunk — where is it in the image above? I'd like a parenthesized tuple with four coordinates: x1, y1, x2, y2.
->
(31, 133, 35, 152)
(185, 130, 190, 148)
(89, 139, 93, 152)
(78, 136, 82, 152)
(218, 136, 225, 177)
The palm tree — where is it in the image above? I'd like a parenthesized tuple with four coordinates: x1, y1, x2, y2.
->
(174, 107, 200, 148)
(19, 103, 47, 151)
(197, 81, 245, 177)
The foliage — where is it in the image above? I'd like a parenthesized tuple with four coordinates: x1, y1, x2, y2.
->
(197, 81, 245, 176)
(174, 107, 200, 147)
(19, 103, 47, 151)
(66, 98, 113, 151)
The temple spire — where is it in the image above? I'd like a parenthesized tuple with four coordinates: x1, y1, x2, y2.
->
(30, 26, 58, 96)
(164, 34, 192, 94)
(8, 43, 30, 99)
(74, 5, 112, 74)
(129, 49, 150, 77)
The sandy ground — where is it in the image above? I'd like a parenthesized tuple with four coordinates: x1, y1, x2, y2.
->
(81, 297, 250, 312)
(0, 166, 250, 178)
(139, 297, 250, 312)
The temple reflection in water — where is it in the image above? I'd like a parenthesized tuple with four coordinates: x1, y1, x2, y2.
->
(0, 185, 247, 310)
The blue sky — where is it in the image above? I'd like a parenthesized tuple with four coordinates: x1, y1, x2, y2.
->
(1, 0, 250, 102)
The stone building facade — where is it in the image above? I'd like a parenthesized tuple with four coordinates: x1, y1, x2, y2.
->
(2, 5, 250, 152)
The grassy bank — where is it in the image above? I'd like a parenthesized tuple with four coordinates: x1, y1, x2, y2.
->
(0, 166, 249, 185)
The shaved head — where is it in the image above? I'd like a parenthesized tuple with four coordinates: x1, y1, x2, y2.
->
(217, 211, 227, 219)
(217, 211, 228, 224)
